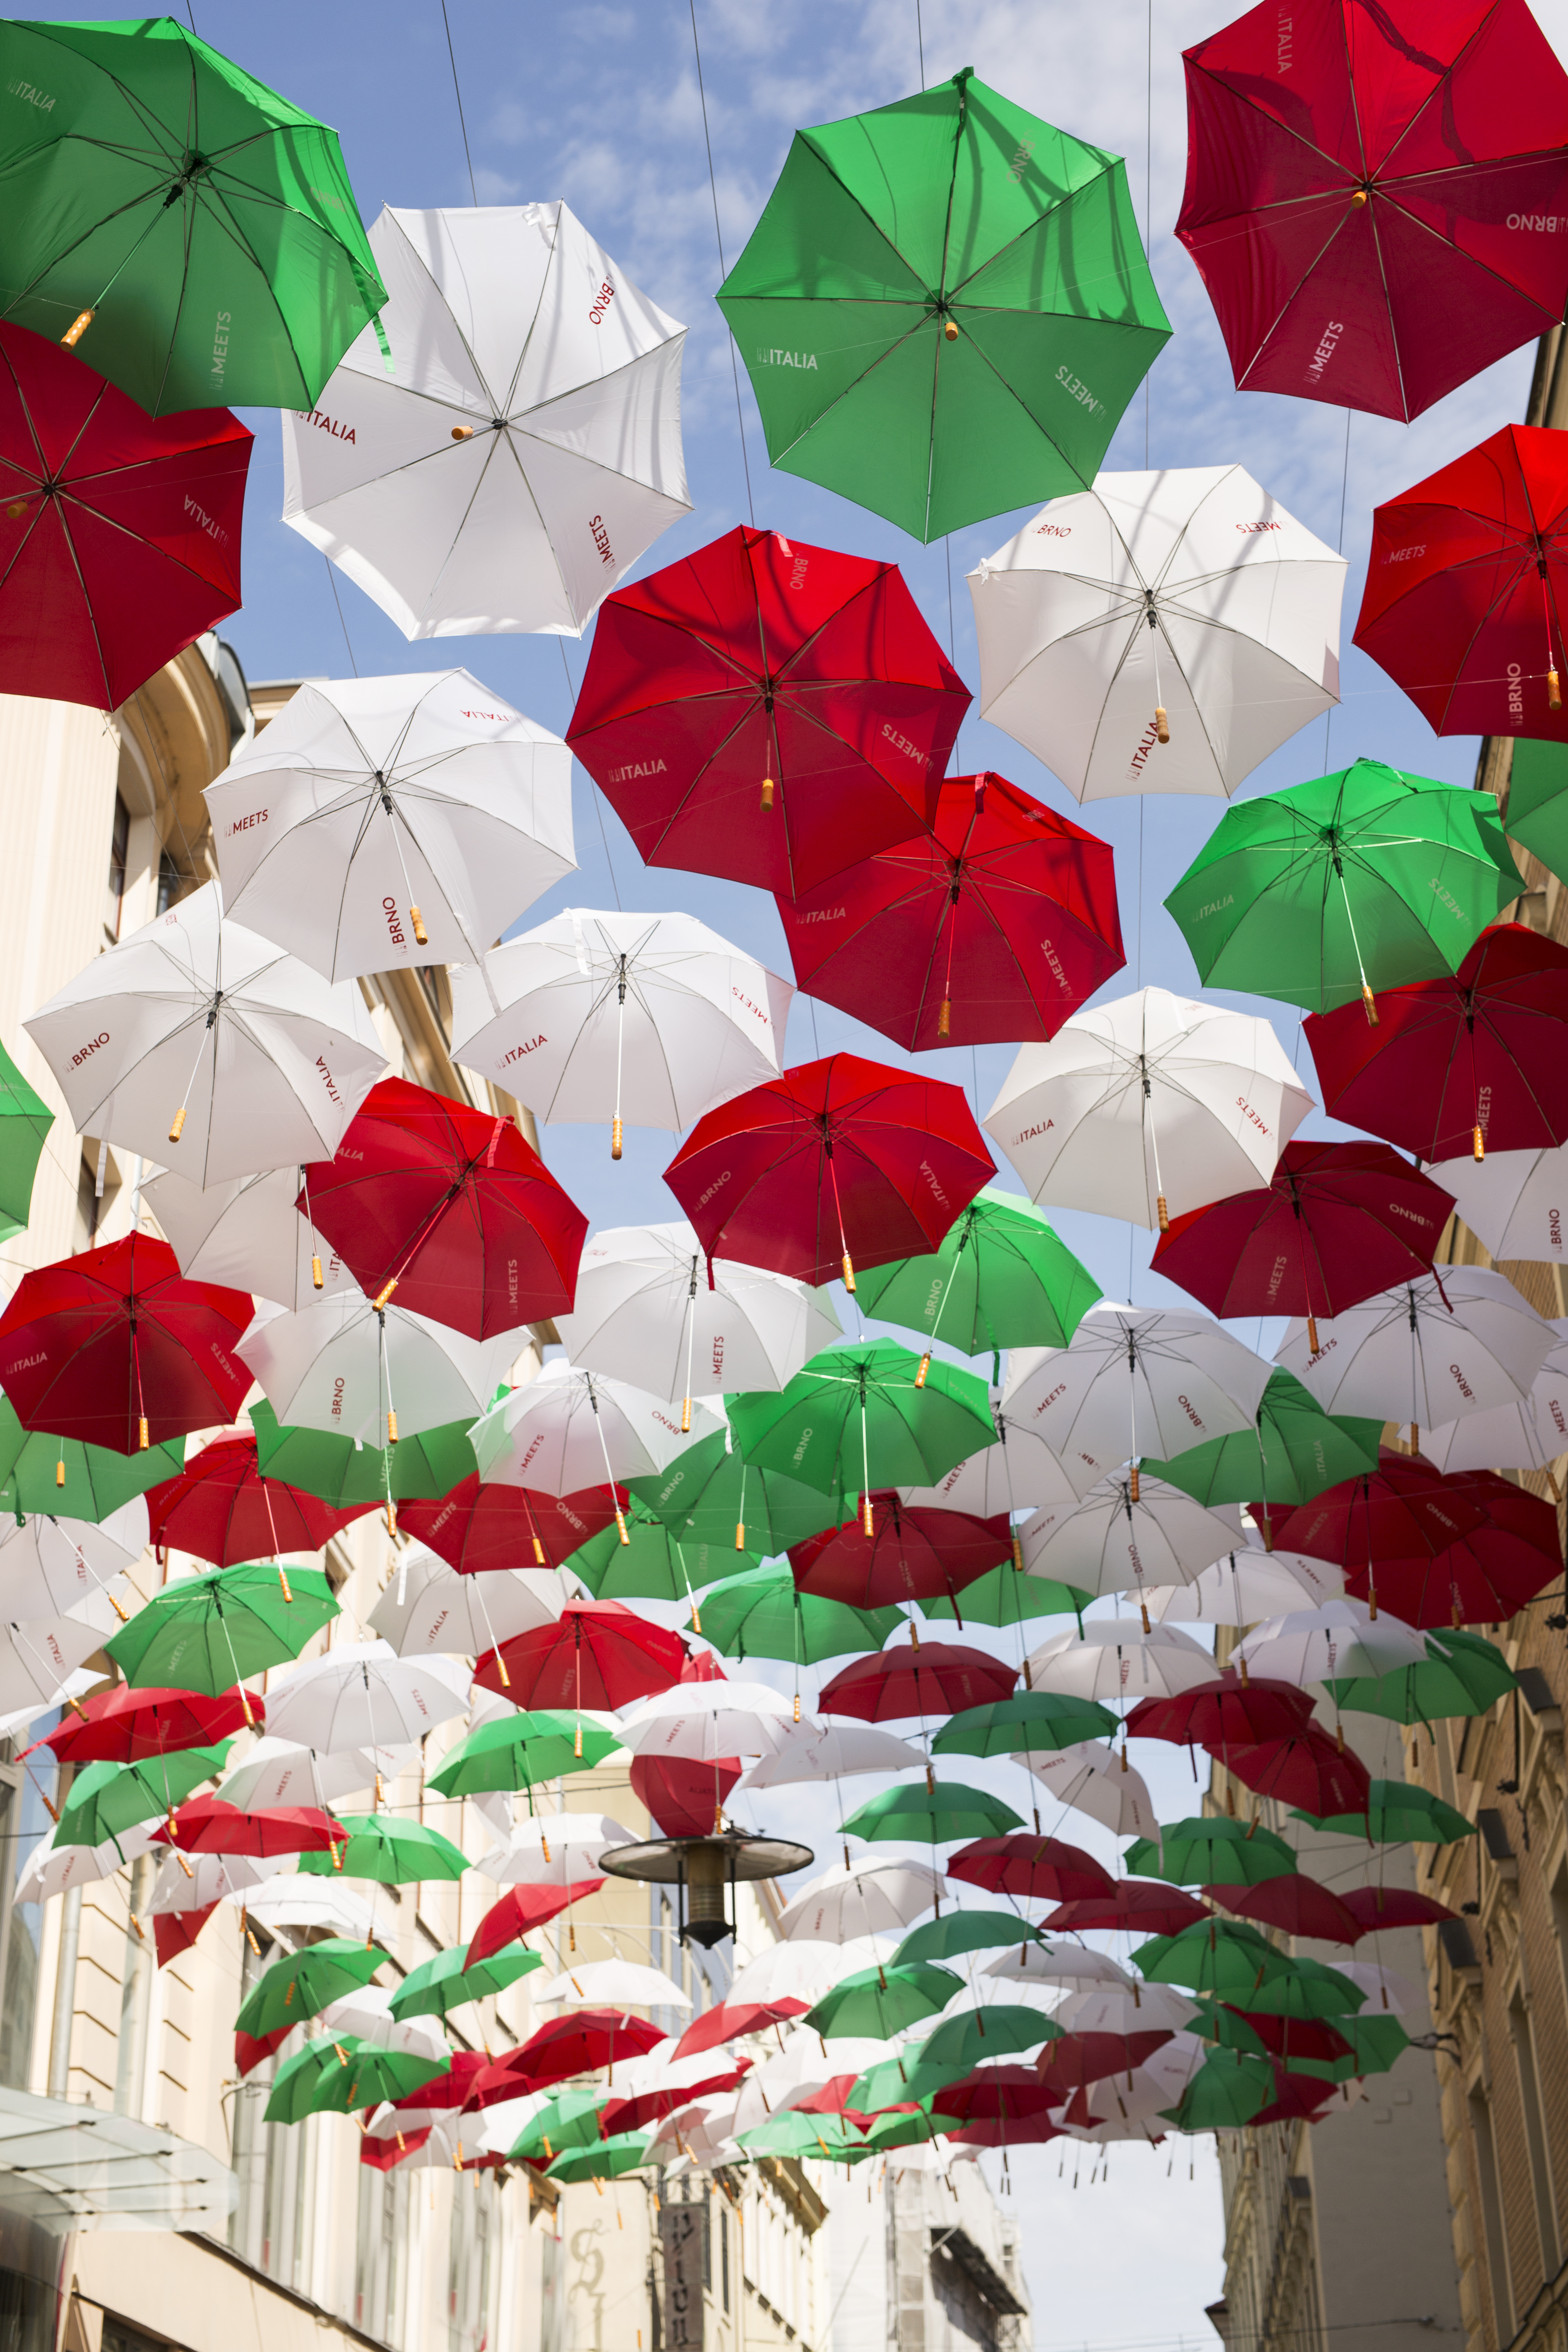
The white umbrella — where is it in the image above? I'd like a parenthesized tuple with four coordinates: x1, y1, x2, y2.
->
(0, 1615, 110, 1715)
(1275, 1268, 1556, 1444)
(534, 1957, 691, 2010)
(742, 1718, 926, 1790)
(615, 1681, 799, 1762)
(1428, 1145, 1568, 1266)
(1006, 1303, 1271, 1483)
(206, 670, 576, 984)
(23, 881, 386, 1186)
(451, 911, 791, 1159)
(1233, 1598, 1427, 1684)
(0, 1668, 100, 1749)
(728, 2037, 890, 2136)
(968, 466, 1345, 803)
(368, 1550, 564, 1658)
(728, 1937, 893, 2010)
(1331, 1962, 1415, 2014)
(478, 1809, 635, 1887)
(0, 1499, 147, 1622)
(218, 1738, 414, 1815)
(986, 988, 1312, 1230)
(239, 1874, 381, 1941)
(238, 1294, 521, 1445)
(1016, 1741, 1158, 1840)
(1143, 1548, 1345, 1625)
(1026, 1621, 1216, 1703)
(648, 2098, 741, 2172)
(147, 1849, 288, 1914)
(983, 1941, 1134, 1993)
(319, 1987, 450, 2064)
(555, 1222, 838, 1409)
(898, 1397, 1099, 1516)
(284, 202, 690, 638)
(1019, 1474, 1244, 1615)
(143, 1163, 357, 1310)
(1055, 1984, 1198, 2035)
(263, 1642, 470, 1754)
(470, 1361, 722, 1500)
(19, 1820, 160, 1904)
(777, 1857, 943, 1943)
(1419, 1321, 1568, 1475)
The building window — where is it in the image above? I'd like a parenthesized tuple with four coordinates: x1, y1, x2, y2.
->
(1469, 2087, 1516, 2343)
(106, 794, 129, 938)
(156, 850, 181, 915)
(721, 2209, 730, 2314)
(1509, 1992, 1559, 2272)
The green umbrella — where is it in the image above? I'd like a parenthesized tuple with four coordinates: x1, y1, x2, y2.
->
(1132, 1920, 1296, 2000)
(57, 1742, 232, 1853)
(297, 1814, 467, 1885)
(804, 1961, 962, 2040)
(854, 1191, 1101, 1376)
(848, 2052, 926, 2111)
(509, 2088, 609, 2163)
(264, 2038, 352, 2125)
(841, 1781, 1024, 1846)
(1163, 760, 1522, 1016)
(1291, 2013, 1410, 2083)
(318, 2040, 452, 2116)
(252, 1400, 476, 1508)
(685, 1563, 900, 1669)
(566, 1499, 762, 1608)
(105, 1560, 339, 1693)
(901, 2003, 1060, 2101)
(1145, 1370, 1381, 1522)
(390, 1945, 542, 2022)
(1323, 1629, 1517, 1729)
(1159, 2048, 1273, 2130)
(737, 2111, 866, 2162)
(0, 1038, 50, 1243)
(235, 1937, 384, 2037)
(1290, 1779, 1474, 1844)
(1245, 1957, 1366, 2022)
(893, 1910, 1040, 1968)
(918, 1565, 1090, 1631)
(932, 1692, 1116, 1760)
(1124, 1817, 1297, 1889)
(1499, 737, 1568, 884)
(427, 1712, 623, 1801)
(728, 1341, 995, 1500)
(715, 69, 1169, 542)
(0, 1395, 183, 1523)
(858, 2104, 941, 2153)
(546, 2131, 655, 2183)
(1186, 2000, 1270, 2058)
(627, 1427, 844, 1557)
(0, 17, 387, 415)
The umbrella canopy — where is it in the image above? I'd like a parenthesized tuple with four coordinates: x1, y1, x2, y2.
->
(1427, 1147, 1568, 1270)
(1506, 736, 1568, 883)
(569, 523, 966, 897)
(477, 1810, 636, 1890)
(297, 1813, 466, 1886)
(144, 1430, 367, 1567)
(789, 1494, 1010, 1611)
(1014, 1742, 1158, 1841)
(970, 466, 1346, 801)
(219, 1739, 411, 1816)
(1305, 924, 1568, 1165)
(533, 1959, 690, 2012)
(716, 70, 1168, 541)
(615, 1680, 797, 1763)
(264, 1643, 469, 1755)
(0, 1233, 252, 1453)
(672, 2001, 809, 2062)
(205, 670, 575, 984)
(1026, 1622, 1217, 1703)
(474, 1601, 686, 1711)
(428, 1711, 621, 1800)
(469, 1363, 721, 1501)
(58, 1745, 231, 1853)
(399, 1475, 623, 1577)
(1158, 2047, 1272, 2130)
(1265, 1448, 1560, 1618)
(33, 1682, 259, 1765)
(1233, 1598, 1427, 1685)
(986, 987, 1312, 1229)
(804, 1964, 962, 2042)
(1244, 1957, 1367, 2024)
(1043, 1880, 1207, 1938)
(1125, 1817, 1296, 1890)
(506, 2010, 669, 2093)
(1341, 1886, 1458, 1936)
(742, 1718, 927, 1790)
(1007, 1303, 1271, 1472)
(0, 1038, 47, 1244)
(1276, 1270, 1555, 1434)
(368, 1554, 563, 1662)
(1147, 1369, 1380, 1528)
(106, 1561, 338, 1695)
(1290, 1779, 1474, 1844)
(1206, 1875, 1362, 1946)
(1417, 1323, 1568, 1476)
(628, 1425, 843, 1557)
(1018, 1475, 1245, 1610)
(239, 1294, 519, 1446)
(570, 1492, 759, 1608)
(901, 2006, 1060, 2096)
(1164, 760, 1522, 1017)
(161, 1798, 343, 1858)
(1174, 0, 1568, 421)
(918, 1564, 1092, 1632)
(666, 1058, 993, 1293)
(947, 1835, 1114, 1904)
(0, 1499, 145, 1620)
(818, 1642, 1017, 1724)
(984, 1942, 1134, 1995)
(777, 777, 1124, 1052)
(779, 1858, 945, 1942)
(1125, 1676, 1314, 1751)
(1133, 1918, 1294, 2000)
(301, 1079, 585, 1340)
(144, 1167, 358, 1316)
(1146, 1550, 1345, 1627)
(729, 1340, 996, 1501)
(901, 1401, 1100, 1517)
(464, 1880, 608, 1973)
(284, 202, 688, 638)
(689, 1566, 901, 1670)
(25, 881, 387, 1188)
(545, 2132, 655, 2183)
(236, 1937, 387, 2037)
(0, 1396, 182, 1523)
(1322, 1628, 1517, 1726)
(933, 1693, 1118, 1761)
(841, 1783, 1025, 1848)
(855, 1191, 1101, 1374)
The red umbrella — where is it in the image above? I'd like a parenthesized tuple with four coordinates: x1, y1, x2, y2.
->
(566, 524, 969, 897)
(1175, 0, 1568, 422)
(948, 2112, 1064, 2148)
(154, 1799, 344, 1857)
(396, 2051, 491, 2116)
(775, 773, 1123, 1050)
(630, 1752, 742, 1839)
(144, 1429, 369, 1566)
(399, 1476, 624, 1574)
(1205, 1872, 1363, 1944)
(465, 1879, 607, 1974)
(947, 1833, 1114, 1904)
(1266, 1449, 1490, 1568)
(1229, 2011, 1352, 2068)
(789, 1494, 1010, 1612)
(0, 1234, 252, 1454)
(1250, 2069, 1340, 2127)
(500, 2009, 668, 2094)
(931, 2065, 1062, 2122)
(1037, 2030, 1176, 2089)
(153, 1905, 216, 1969)
(1124, 1677, 1315, 1750)
(28, 1683, 261, 1763)
(664, 1054, 993, 1290)
(472, 1599, 687, 1710)
(1220, 1731, 1372, 1820)
(1355, 427, 1568, 742)
(1269, 1451, 1561, 1624)
(602, 2063, 749, 2135)
(236, 2025, 290, 2079)
(0, 321, 250, 710)
(817, 1641, 1017, 1723)
(1150, 1143, 1453, 1348)
(1341, 1884, 1457, 1934)
(1303, 925, 1568, 1163)
(1042, 1880, 1207, 1936)
(361, 2129, 430, 2171)
(301, 1080, 586, 1341)
(1344, 1517, 1562, 1627)
(672, 2000, 809, 2062)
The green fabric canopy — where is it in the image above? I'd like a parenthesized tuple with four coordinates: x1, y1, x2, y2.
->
(0, 1395, 182, 1522)
(1500, 737, 1568, 885)
(933, 1691, 1116, 1759)
(841, 1780, 1023, 1845)
(0, 1038, 50, 1243)
(1323, 1630, 1516, 1728)
(854, 1190, 1100, 1374)
(390, 1945, 541, 2020)
(686, 1562, 900, 1666)
(57, 1743, 232, 1853)
(252, 1400, 475, 1507)
(566, 1499, 762, 1606)
(1125, 1817, 1297, 1889)
(1146, 1370, 1381, 1515)
(297, 1814, 467, 1885)
(105, 1560, 338, 1691)
(1290, 1779, 1475, 1844)
(803, 1961, 961, 2040)
(917, 1564, 1090, 1630)
(235, 1937, 383, 2036)
(627, 1427, 844, 1556)
(728, 1340, 994, 1498)
(427, 1711, 622, 1800)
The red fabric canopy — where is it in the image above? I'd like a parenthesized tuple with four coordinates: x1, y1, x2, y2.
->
(145, 1430, 368, 1566)
(789, 1493, 1010, 1610)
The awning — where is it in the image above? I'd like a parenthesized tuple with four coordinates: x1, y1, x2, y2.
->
(932, 2226, 1029, 2317)
(0, 2090, 237, 2233)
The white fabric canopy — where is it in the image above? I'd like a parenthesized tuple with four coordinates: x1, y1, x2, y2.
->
(555, 1222, 838, 1401)
(777, 1857, 944, 1942)
(1006, 1302, 1271, 1470)
(368, 1550, 564, 1657)
(238, 1294, 521, 1443)
(0, 1499, 147, 1623)
(1144, 1547, 1345, 1624)
(1275, 1268, 1555, 1429)
(1025, 1620, 1216, 1702)
(262, 1641, 471, 1753)
(143, 1163, 356, 1310)
(1421, 1320, 1568, 1473)
(1019, 1474, 1243, 1602)
(1016, 1740, 1158, 1840)
(1428, 1145, 1568, 1265)
(469, 1361, 721, 1496)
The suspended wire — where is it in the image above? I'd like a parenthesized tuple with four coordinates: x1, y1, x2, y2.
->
(325, 556, 359, 677)
(688, 0, 755, 526)
(916, 0, 926, 86)
(439, 0, 479, 205)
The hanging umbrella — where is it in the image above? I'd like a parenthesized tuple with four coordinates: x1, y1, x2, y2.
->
(970, 466, 1346, 800)
(666, 1058, 992, 1292)
(1018, 1474, 1244, 1620)
(235, 1937, 387, 2038)
(628, 1424, 843, 1557)
(1174, 0, 1568, 421)
(1290, 1780, 1474, 1844)
(1145, 1369, 1381, 1537)
(1164, 761, 1522, 1019)
(369, 1552, 562, 1661)
(1321, 1628, 1517, 1726)
(568, 524, 966, 895)
(615, 1680, 798, 1763)
(284, 201, 688, 638)
(143, 1429, 368, 1567)
(817, 1642, 1017, 1724)
(854, 1191, 1102, 1381)
(469, 1364, 721, 1517)
(1341, 1886, 1458, 1936)
(20, 1820, 165, 1907)
(1124, 1817, 1296, 1890)
(160, 1798, 343, 1858)
(1276, 1270, 1555, 1441)
(1124, 1676, 1314, 1751)
(672, 2001, 810, 2062)
(545, 2133, 656, 2183)
(206, 670, 575, 983)
(779, 1857, 944, 1942)
(252, 1399, 476, 1515)
(398, 1475, 623, 1577)
(56, 1744, 232, 1853)
(0, 1396, 181, 1523)
(25, 882, 387, 1187)
(777, 776, 1124, 1051)
(728, 1341, 996, 1501)
(300, 1078, 585, 1340)
(238, 1293, 519, 1446)
(1158, 2047, 1272, 2130)
(789, 1494, 1011, 1613)
(804, 1965, 961, 2042)
(1025, 1621, 1217, 1703)
(1145, 1550, 1345, 1626)
(105, 1561, 339, 1697)
(1418, 1324, 1568, 1475)
(742, 1718, 927, 1791)
(296, 1813, 466, 1885)
(1428, 1147, 1568, 1269)
(147, 1849, 287, 1915)
(1305, 924, 1568, 1165)
(841, 1783, 1025, 1848)
(1152, 1144, 1454, 1346)
(1243, 1957, 1367, 2025)
(505, 2010, 669, 2093)
(31, 1682, 260, 1765)
(946, 1835, 1114, 1904)
(0, 1499, 145, 1620)
(687, 1566, 901, 1671)
(1233, 1598, 1428, 1685)
(534, 1959, 691, 2012)
(567, 1498, 761, 1608)
(1043, 1880, 1207, 1937)
(464, 1880, 608, 1973)
(900, 2007, 1060, 2097)
(505, 2087, 612, 2161)
(918, 1564, 1091, 1632)
(1206, 1875, 1362, 1947)
(631, 1749, 744, 1840)
(473, 1600, 686, 1711)
(0, 1233, 252, 1452)
(1007, 1303, 1271, 1482)
(219, 1738, 412, 1816)
(1505, 735, 1568, 881)
(716, 70, 1168, 540)
(429, 1711, 621, 1800)
(984, 1942, 1133, 1995)
(901, 1400, 1102, 1518)
(933, 1693, 1118, 1762)
(0, 1036, 47, 1243)
(144, 1163, 356, 1316)
(477, 1810, 637, 1890)
(1132, 1918, 1294, 1999)
(1343, 1490, 1559, 1629)
(264, 1642, 469, 1756)
(1013, 1741, 1158, 1840)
